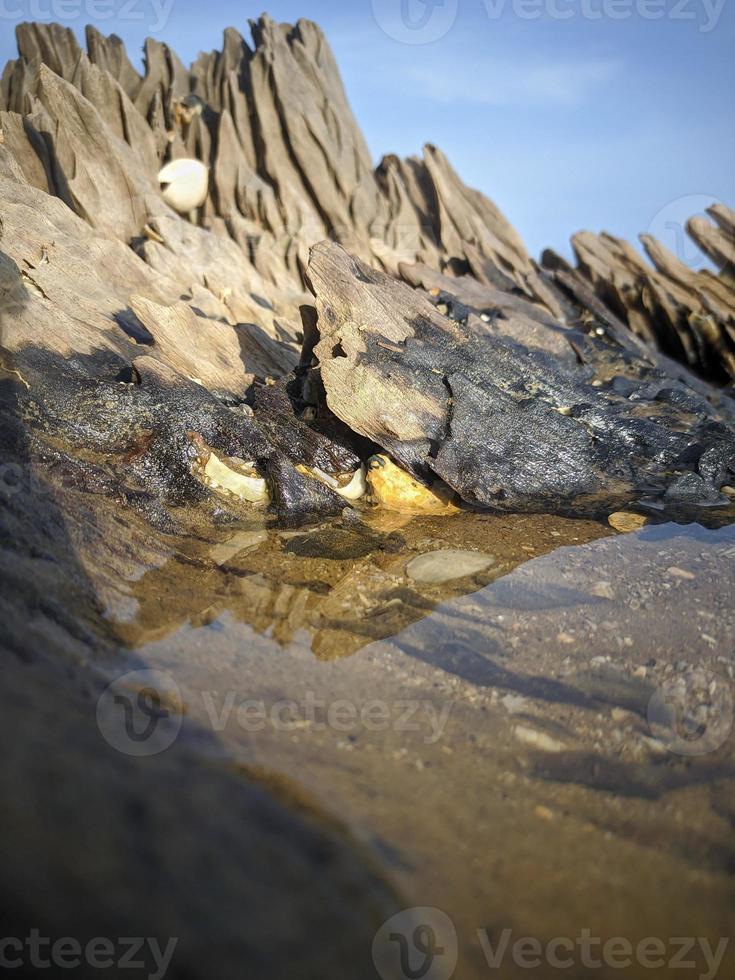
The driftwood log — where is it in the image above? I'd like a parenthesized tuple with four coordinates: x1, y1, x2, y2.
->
(0, 16, 734, 528)
(306, 243, 735, 512)
(2, 20, 734, 980)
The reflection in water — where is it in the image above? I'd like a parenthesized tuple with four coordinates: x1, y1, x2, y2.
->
(118, 510, 613, 656)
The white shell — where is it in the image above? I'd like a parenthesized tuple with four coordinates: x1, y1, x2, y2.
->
(157, 158, 209, 213)
(203, 453, 268, 503)
(334, 466, 367, 501)
(311, 465, 367, 500)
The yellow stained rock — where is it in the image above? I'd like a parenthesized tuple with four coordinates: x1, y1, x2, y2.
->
(366, 455, 459, 515)
(607, 511, 650, 533)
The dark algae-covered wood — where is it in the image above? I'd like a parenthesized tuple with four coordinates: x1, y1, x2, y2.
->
(306, 243, 735, 512)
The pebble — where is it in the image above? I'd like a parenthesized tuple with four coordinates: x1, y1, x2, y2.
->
(209, 529, 268, 565)
(639, 735, 668, 757)
(367, 456, 458, 515)
(534, 805, 554, 821)
(590, 580, 615, 599)
(501, 694, 528, 715)
(607, 511, 650, 533)
(513, 725, 566, 753)
(666, 566, 695, 580)
(406, 549, 495, 584)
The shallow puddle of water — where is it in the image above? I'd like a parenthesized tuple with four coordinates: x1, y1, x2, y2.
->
(94, 507, 735, 980)
(111, 510, 614, 655)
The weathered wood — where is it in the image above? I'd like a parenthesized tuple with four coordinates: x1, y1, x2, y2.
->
(541, 225, 735, 382)
(1, 16, 734, 530)
(4, 17, 732, 378)
(307, 242, 735, 512)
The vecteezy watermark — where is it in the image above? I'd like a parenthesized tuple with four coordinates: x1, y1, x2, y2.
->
(372, 0, 460, 44)
(0, 0, 175, 34)
(371, 0, 726, 43)
(0, 462, 27, 499)
(0, 932, 178, 980)
(97, 672, 454, 756)
(96, 669, 183, 757)
(373, 911, 730, 979)
(482, 0, 726, 32)
(477, 928, 729, 978)
(200, 691, 453, 744)
(646, 194, 724, 270)
(647, 667, 733, 756)
(373, 907, 458, 980)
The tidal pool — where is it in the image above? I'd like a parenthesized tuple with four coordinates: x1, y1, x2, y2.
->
(94, 511, 735, 980)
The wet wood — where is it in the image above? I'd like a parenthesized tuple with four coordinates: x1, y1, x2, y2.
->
(307, 242, 735, 512)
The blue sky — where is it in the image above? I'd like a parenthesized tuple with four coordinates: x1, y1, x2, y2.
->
(1, 0, 733, 262)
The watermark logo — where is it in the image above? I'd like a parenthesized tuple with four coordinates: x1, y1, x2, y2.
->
(0, 462, 25, 499)
(0, 0, 175, 34)
(477, 927, 729, 977)
(97, 680, 453, 756)
(373, 915, 730, 978)
(371, 0, 726, 40)
(647, 194, 722, 269)
(96, 669, 183, 757)
(647, 668, 733, 756)
(372, 0, 459, 44)
(0, 932, 178, 980)
(201, 692, 453, 744)
(373, 907, 458, 980)
(482, 0, 726, 33)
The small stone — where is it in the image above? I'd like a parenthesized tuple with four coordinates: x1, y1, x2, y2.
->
(639, 735, 668, 757)
(209, 529, 268, 565)
(607, 511, 650, 532)
(556, 632, 575, 645)
(513, 725, 566, 753)
(406, 549, 494, 584)
(367, 455, 459, 515)
(534, 805, 554, 821)
(590, 581, 615, 599)
(666, 566, 695, 580)
(501, 694, 528, 715)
